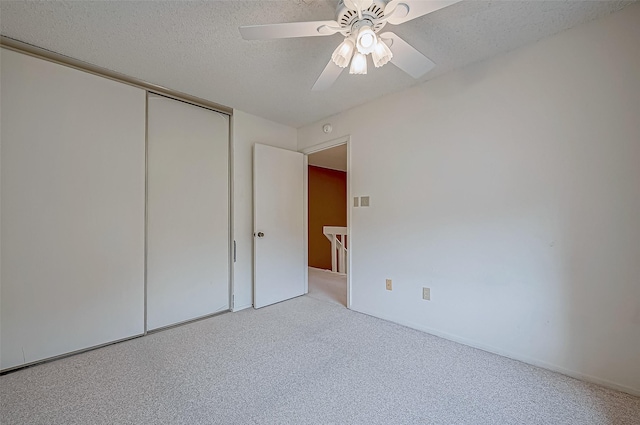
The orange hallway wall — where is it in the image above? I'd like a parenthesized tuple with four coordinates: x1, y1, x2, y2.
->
(308, 165, 347, 270)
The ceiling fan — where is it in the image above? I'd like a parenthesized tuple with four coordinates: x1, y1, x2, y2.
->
(239, 0, 461, 90)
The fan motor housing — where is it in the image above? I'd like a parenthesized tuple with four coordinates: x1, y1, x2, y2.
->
(336, 0, 389, 35)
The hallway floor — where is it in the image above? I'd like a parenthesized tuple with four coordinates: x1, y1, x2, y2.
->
(306, 267, 346, 307)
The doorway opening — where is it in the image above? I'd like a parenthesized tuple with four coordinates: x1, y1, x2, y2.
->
(303, 138, 350, 308)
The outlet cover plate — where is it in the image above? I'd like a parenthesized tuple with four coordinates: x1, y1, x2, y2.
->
(386, 279, 392, 291)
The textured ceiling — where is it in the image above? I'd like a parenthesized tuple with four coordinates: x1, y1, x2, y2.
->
(0, 0, 635, 127)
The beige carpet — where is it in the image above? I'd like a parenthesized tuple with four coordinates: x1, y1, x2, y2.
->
(307, 266, 347, 307)
(1, 292, 639, 424)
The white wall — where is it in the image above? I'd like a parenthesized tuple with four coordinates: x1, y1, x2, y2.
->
(298, 5, 640, 394)
(232, 110, 297, 311)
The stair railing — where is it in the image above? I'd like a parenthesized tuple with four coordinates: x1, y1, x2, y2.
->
(323, 226, 348, 274)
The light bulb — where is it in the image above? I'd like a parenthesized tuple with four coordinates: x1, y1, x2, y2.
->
(349, 52, 367, 75)
(372, 37, 393, 68)
(331, 38, 355, 68)
(356, 26, 377, 54)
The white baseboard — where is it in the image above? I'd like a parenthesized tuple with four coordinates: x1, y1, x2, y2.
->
(352, 305, 640, 397)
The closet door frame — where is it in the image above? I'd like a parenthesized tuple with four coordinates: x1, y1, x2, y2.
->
(0, 38, 234, 371)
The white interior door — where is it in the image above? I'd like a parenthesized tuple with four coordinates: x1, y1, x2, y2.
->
(147, 94, 230, 331)
(253, 144, 306, 308)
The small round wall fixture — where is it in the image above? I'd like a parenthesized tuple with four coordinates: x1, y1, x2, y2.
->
(323, 124, 333, 134)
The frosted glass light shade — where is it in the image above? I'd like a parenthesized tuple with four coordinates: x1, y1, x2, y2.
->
(372, 38, 393, 68)
(331, 39, 355, 68)
(356, 26, 377, 54)
(349, 52, 367, 75)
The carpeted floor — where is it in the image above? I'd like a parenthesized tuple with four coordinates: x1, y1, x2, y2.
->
(307, 267, 347, 307)
(1, 294, 638, 424)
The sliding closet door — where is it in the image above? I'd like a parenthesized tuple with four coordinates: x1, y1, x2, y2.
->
(147, 94, 230, 330)
(0, 49, 146, 370)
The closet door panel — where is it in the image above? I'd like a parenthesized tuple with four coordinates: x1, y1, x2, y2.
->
(147, 94, 229, 331)
(0, 49, 146, 370)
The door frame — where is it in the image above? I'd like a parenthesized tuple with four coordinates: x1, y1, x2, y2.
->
(301, 136, 352, 309)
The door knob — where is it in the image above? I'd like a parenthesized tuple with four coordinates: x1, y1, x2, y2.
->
(256, 232, 265, 238)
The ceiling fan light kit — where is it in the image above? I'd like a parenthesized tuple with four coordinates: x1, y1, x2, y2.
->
(356, 26, 377, 54)
(349, 52, 368, 75)
(239, 0, 462, 90)
(372, 37, 393, 67)
(331, 37, 356, 68)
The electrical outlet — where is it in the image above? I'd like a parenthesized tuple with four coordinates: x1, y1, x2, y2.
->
(422, 287, 431, 300)
(386, 279, 393, 291)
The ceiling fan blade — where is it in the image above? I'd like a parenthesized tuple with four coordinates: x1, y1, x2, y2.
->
(312, 60, 345, 91)
(384, 0, 462, 25)
(380, 32, 435, 79)
(239, 20, 341, 40)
